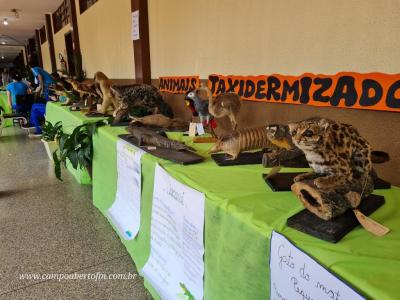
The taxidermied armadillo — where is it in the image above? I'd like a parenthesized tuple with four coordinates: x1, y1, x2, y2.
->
(127, 126, 195, 151)
(208, 127, 271, 159)
(208, 124, 295, 160)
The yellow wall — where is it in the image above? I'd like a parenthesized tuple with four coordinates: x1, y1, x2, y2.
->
(53, 24, 73, 71)
(76, 0, 135, 79)
(148, 0, 400, 77)
(40, 41, 52, 73)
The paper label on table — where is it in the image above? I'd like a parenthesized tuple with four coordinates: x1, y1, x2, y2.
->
(142, 164, 205, 300)
(196, 123, 205, 135)
(189, 122, 197, 137)
(270, 231, 365, 300)
(131, 10, 140, 40)
(107, 139, 145, 240)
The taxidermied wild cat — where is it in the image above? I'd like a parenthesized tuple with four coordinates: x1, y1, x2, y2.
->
(288, 117, 372, 189)
(111, 84, 173, 124)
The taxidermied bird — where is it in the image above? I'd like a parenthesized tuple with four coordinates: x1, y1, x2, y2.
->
(184, 88, 212, 125)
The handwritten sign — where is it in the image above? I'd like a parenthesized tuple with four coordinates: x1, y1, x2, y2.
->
(159, 76, 200, 94)
(131, 10, 139, 40)
(141, 164, 205, 300)
(107, 139, 145, 240)
(208, 73, 400, 113)
(270, 231, 364, 300)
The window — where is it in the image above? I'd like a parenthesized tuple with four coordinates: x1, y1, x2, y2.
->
(39, 26, 47, 44)
(52, 0, 70, 34)
(79, 0, 98, 14)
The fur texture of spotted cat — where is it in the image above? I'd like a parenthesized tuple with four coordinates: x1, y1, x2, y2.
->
(111, 84, 173, 124)
(288, 117, 372, 189)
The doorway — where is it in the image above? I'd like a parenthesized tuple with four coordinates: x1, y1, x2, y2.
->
(64, 31, 75, 76)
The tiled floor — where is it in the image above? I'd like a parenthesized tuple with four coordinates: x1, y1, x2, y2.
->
(0, 127, 152, 299)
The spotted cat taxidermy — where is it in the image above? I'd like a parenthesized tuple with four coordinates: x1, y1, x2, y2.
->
(288, 117, 372, 189)
(111, 84, 173, 124)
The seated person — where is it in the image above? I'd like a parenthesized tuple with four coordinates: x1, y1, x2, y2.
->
(28, 65, 56, 137)
(6, 70, 31, 114)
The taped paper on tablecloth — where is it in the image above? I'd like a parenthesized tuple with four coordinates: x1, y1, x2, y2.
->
(142, 164, 205, 300)
(107, 139, 145, 240)
(270, 231, 365, 300)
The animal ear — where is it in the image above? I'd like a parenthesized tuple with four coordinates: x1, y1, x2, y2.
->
(318, 118, 330, 131)
(288, 123, 297, 134)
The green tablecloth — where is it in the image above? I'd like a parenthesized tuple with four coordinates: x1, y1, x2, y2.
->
(45, 102, 108, 185)
(93, 126, 400, 300)
(0, 91, 13, 127)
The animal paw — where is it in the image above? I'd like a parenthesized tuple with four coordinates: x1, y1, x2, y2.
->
(314, 177, 334, 189)
(294, 173, 313, 182)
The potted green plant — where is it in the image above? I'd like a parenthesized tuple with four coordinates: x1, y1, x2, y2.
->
(41, 121, 63, 161)
(53, 121, 104, 181)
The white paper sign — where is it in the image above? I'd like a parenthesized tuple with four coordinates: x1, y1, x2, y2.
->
(270, 231, 365, 300)
(142, 164, 205, 300)
(132, 10, 140, 40)
(107, 139, 145, 240)
(196, 123, 205, 135)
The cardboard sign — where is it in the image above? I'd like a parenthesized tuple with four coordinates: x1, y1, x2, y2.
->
(141, 164, 205, 300)
(208, 73, 400, 112)
(159, 76, 200, 94)
(270, 231, 365, 300)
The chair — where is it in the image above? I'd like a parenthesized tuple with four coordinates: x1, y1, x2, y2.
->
(0, 105, 28, 137)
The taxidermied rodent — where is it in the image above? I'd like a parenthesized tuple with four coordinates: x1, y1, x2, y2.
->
(127, 125, 194, 151)
(288, 117, 372, 189)
(210, 92, 241, 130)
(111, 84, 173, 124)
(130, 114, 189, 130)
(94, 71, 120, 114)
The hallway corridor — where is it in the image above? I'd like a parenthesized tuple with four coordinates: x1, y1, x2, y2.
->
(0, 127, 151, 299)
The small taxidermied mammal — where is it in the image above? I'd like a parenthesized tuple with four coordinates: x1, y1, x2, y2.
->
(111, 84, 173, 124)
(186, 84, 242, 131)
(288, 117, 372, 189)
(209, 92, 241, 130)
(127, 125, 194, 151)
(130, 114, 189, 130)
(93, 71, 119, 114)
(208, 125, 292, 160)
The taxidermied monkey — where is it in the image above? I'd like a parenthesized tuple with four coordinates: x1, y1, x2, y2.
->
(93, 71, 120, 114)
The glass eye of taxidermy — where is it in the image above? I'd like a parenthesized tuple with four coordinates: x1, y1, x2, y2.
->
(291, 129, 297, 136)
(303, 129, 314, 137)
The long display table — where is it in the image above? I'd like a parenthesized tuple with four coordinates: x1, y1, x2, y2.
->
(45, 102, 108, 184)
(0, 90, 13, 127)
(92, 125, 400, 300)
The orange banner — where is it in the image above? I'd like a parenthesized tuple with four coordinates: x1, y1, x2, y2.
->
(159, 76, 200, 94)
(208, 73, 400, 112)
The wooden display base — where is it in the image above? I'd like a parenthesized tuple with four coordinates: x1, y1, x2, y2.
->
(193, 137, 217, 143)
(110, 121, 130, 127)
(119, 134, 204, 165)
(85, 111, 111, 118)
(263, 172, 391, 192)
(287, 194, 385, 243)
(211, 151, 264, 166)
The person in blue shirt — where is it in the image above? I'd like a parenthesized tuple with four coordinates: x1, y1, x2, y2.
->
(29, 65, 56, 136)
(6, 70, 30, 113)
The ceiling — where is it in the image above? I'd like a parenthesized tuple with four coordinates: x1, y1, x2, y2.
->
(0, 0, 63, 63)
